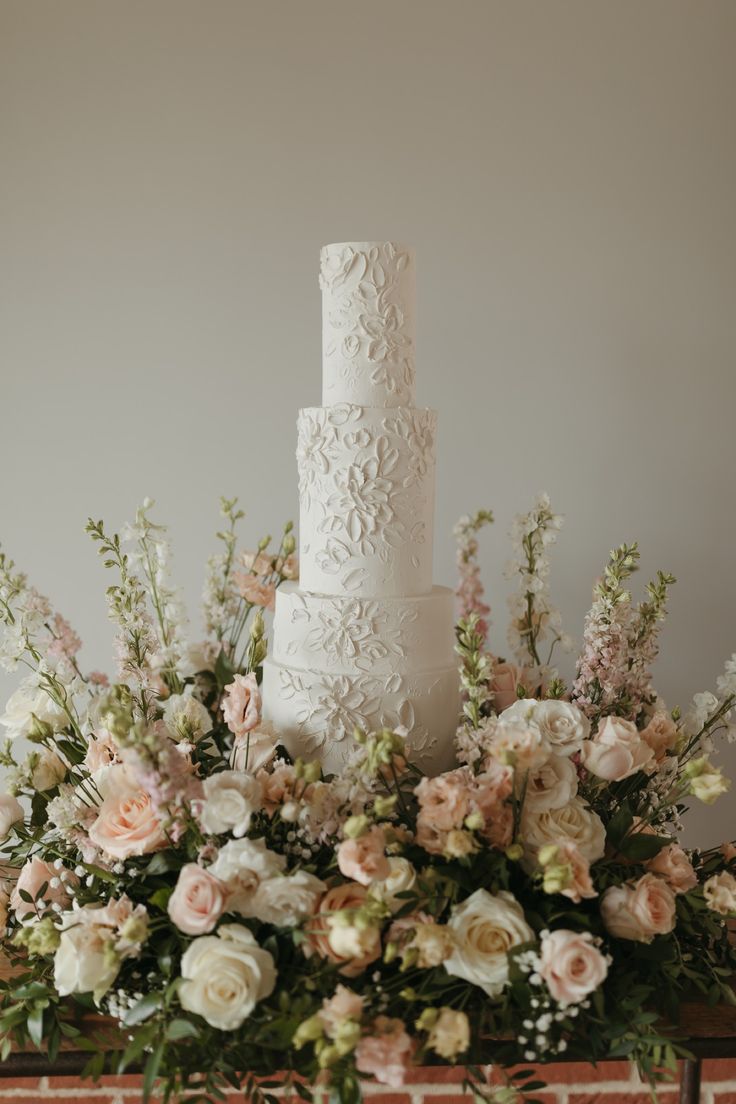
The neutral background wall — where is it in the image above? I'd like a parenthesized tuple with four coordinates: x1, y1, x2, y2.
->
(1, 0, 734, 845)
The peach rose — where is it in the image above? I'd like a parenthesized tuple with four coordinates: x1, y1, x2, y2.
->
(645, 844, 698, 894)
(721, 842, 736, 863)
(306, 882, 381, 978)
(337, 826, 390, 886)
(581, 716, 655, 781)
(491, 662, 534, 712)
(600, 873, 676, 942)
(355, 1016, 415, 1087)
(10, 857, 78, 922)
(88, 784, 168, 861)
(222, 674, 262, 739)
(168, 863, 227, 935)
(640, 710, 678, 762)
(539, 929, 609, 1007)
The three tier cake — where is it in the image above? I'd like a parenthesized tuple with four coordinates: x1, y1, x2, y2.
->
(262, 242, 458, 774)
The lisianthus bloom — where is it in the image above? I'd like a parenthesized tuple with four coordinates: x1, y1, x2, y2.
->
(337, 826, 390, 886)
(222, 674, 262, 739)
(703, 871, 736, 915)
(355, 1016, 415, 1087)
(306, 882, 382, 978)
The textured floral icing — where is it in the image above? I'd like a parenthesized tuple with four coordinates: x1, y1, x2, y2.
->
(261, 657, 458, 775)
(297, 403, 436, 597)
(271, 583, 455, 675)
(264, 241, 458, 775)
(321, 242, 415, 409)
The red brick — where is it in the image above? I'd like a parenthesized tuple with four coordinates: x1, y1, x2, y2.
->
(705, 1059, 736, 1080)
(0, 1098, 117, 1104)
(712, 1094, 736, 1104)
(0, 1079, 44, 1089)
(47, 1074, 143, 1088)
(569, 1096, 675, 1104)
(359, 1094, 411, 1104)
(413, 1094, 475, 1104)
(404, 1066, 470, 1084)
(487, 1061, 636, 1086)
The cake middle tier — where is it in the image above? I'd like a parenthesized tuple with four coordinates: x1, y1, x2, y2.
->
(297, 403, 436, 597)
(270, 582, 456, 674)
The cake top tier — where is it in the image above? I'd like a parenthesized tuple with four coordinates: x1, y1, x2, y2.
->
(320, 241, 416, 409)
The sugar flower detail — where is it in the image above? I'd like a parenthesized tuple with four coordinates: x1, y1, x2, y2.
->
(444, 888, 533, 998)
(178, 924, 276, 1031)
(539, 929, 609, 1007)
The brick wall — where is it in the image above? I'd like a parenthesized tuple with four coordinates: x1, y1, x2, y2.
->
(1, 1063, 736, 1104)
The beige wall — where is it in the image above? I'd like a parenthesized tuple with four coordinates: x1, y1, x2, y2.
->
(1, 0, 734, 845)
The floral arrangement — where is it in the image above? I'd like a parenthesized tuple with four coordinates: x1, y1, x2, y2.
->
(0, 494, 734, 1104)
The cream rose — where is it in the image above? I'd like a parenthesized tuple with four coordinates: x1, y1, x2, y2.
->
(0, 681, 66, 740)
(640, 710, 678, 762)
(11, 857, 78, 922)
(168, 864, 227, 935)
(54, 916, 121, 1000)
(372, 858, 418, 913)
(645, 844, 698, 894)
(178, 923, 276, 1031)
(703, 871, 736, 915)
(524, 753, 578, 812)
(244, 870, 326, 926)
(199, 770, 263, 838)
(539, 929, 609, 1007)
(209, 837, 286, 912)
(581, 717, 655, 781)
(30, 749, 67, 791)
(444, 888, 534, 998)
(521, 796, 606, 869)
(88, 774, 167, 861)
(0, 793, 24, 841)
(600, 873, 676, 942)
(506, 699, 589, 756)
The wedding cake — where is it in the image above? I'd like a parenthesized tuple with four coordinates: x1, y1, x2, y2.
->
(262, 242, 458, 774)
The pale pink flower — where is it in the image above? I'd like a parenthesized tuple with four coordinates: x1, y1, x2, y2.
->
(168, 863, 227, 935)
(222, 674, 262, 739)
(84, 731, 118, 773)
(355, 1016, 415, 1087)
(46, 614, 81, 661)
(491, 662, 534, 713)
(305, 882, 381, 978)
(721, 842, 736, 863)
(337, 826, 390, 886)
(600, 873, 676, 942)
(11, 857, 78, 921)
(415, 770, 471, 833)
(640, 710, 678, 762)
(539, 929, 609, 1006)
(257, 762, 299, 814)
(233, 572, 276, 611)
(548, 840, 598, 903)
(319, 984, 364, 1036)
(645, 844, 698, 894)
(581, 716, 655, 781)
(88, 779, 168, 861)
(88, 671, 110, 687)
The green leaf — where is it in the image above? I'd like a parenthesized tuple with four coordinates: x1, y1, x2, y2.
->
(215, 648, 236, 690)
(165, 1018, 200, 1041)
(149, 886, 174, 911)
(619, 833, 670, 861)
(123, 991, 164, 1026)
(27, 1004, 44, 1048)
(606, 802, 634, 847)
(143, 1038, 165, 1103)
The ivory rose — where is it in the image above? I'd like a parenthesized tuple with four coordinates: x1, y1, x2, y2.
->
(306, 882, 382, 978)
(0, 793, 24, 841)
(372, 858, 418, 912)
(581, 716, 655, 781)
(178, 924, 276, 1031)
(640, 710, 678, 761)
(444, 888, 533, 998)
(600, 873, 676, 942)
(521, 796, 606, 869)
(337, 826, 390, 886)
(532, 699, 590, 757)
(222, 674, 262, 739)
(244, 869, 326, 926)
(88, 776, 167, 861)
(703, 871, 736, 915)
(0, 681, 66, 741)
(30, 749, 67, 791)
(209, 837, 286, 912)
(199, 770, 262, 838)
(524, 753, 578, 812)
(355, 1016, 415, 1087)
(54, 915, 121, 1000)
(645, 844, 698, 894)
(539, 929, 609, 1007)
(168, 864, 227, 935)
(11, 857, 78, 922)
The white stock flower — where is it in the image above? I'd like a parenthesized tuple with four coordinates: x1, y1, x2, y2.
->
(521, 796, 606, 869)
(0, 680, 66, 740)
(244, 870, 326, 926)
(179, 924, 276, 1030)
(444, 888, 534, 998)
(162, 693, 212, 742)
(199, 771, 263, 837)
(209, 837, 286, 912)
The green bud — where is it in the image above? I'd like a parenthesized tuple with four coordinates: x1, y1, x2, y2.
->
(250, 610, 265, 641)
(537, 844, 559, 867)
(282, 534, 296, 557)
(683, 756, 709, 778)
(302, 759, 322, 784)
(12, 916, 60, 956)
(344, 814, 369, 839)
(464, 809, 484, 832)
(293, 758, 305, 779)
(317, 1043, 340, 1068)
(284, 520, 294, 534)
(373, 794, 398, 819)
(27, 714, 53, 743)
(293, 1014, 324, 1049)
(257, 535, 271, 552)
(505, 843, 524, 862)
(383, 941, 399, 964)
(415, 1007, 438, 1031)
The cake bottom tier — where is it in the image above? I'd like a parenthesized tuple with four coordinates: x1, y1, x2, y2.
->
(261, 656, 459, 776)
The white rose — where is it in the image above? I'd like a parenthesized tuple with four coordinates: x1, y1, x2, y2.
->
(54, 918, 120, 1001)
(245, 870, 327, 926)
(162, 693, 212, 742)
(372, 858, 418, 913)
(30, 749, 67, 791)
(179, 923, 276, 1031)
(524, 753, 578, 812)
(209, 837, 286, 912)
(444, 888, 534, 998)
(199, 771, 263, 837)
(703, 871, 736, 916)
(581, 717, 655, 782)
(533, 700, 589, 756)
(0, 793, 24, 840)
(521, 796, 606, 870)
(0, 681, 66, 740)
(230, 722, 280, 773)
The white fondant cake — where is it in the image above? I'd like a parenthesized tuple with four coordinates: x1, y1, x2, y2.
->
(262, 241, 459, 774)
